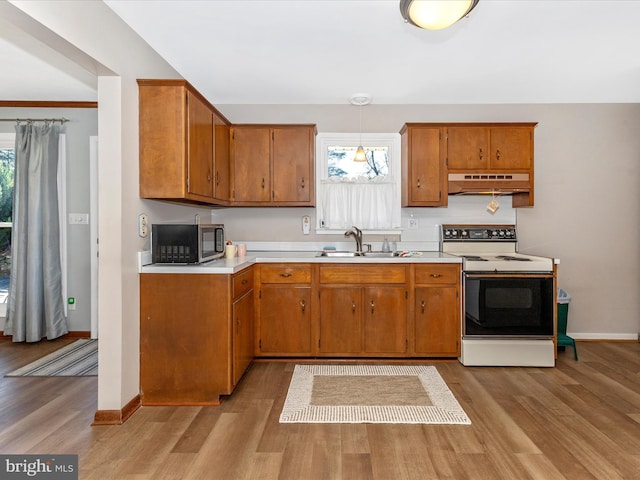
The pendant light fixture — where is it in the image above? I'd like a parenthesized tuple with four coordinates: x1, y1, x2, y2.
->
(350, 93, 371, 163)
(400, 0, 479, 30)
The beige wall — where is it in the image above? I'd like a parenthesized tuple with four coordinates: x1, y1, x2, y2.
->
(217, 103, 640, 339)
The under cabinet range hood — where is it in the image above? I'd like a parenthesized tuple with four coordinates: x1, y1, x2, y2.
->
(448, 173, 531, 196)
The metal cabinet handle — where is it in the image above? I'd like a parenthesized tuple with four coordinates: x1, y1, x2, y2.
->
(352, 301, 356, 313)
(215, 171, 220, 186)
(416, 178, 421, 189)
(241, 279, 248, 285)
(300, 300, 306, 312)
(421, 300, 425, 314)
(370, 300, 375, 314)
(261, 178, 265, 189)
(301, 177, 305, 189)
(207, 169, 212, 182)
(430, 273, 442, 278)
(280, 273, 292, 277)
(479, 148, 483, 160)
(496, 149, 501, 160)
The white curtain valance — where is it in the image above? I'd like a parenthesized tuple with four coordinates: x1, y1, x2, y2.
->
(320, 178, 400, 230)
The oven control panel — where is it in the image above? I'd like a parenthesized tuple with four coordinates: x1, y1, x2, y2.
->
(441, 225, 517, 242)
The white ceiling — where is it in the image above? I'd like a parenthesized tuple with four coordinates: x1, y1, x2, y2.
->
(3, 1, 640, 105)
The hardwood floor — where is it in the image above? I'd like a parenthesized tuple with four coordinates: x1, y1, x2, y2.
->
(1, 339, 640, 479)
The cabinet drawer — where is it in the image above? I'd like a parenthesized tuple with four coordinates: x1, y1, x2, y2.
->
(233, 268, 254, 299)
(415, 264, 459, 285)
(320, 265, 406, 284)
(260, 264, 311, 283)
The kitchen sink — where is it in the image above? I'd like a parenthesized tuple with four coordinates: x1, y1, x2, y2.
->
(317, 251, 396, 258)
(363, 251, 395, 257)
(318, 251, 358, 257)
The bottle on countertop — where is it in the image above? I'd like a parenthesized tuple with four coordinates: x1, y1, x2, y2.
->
(382, 237, 391, 252)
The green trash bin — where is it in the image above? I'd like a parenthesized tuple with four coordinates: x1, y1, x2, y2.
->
(556, 289, 577, 360)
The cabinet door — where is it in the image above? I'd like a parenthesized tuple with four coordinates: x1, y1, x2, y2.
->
(364, 286, 407, 354)
(272, 127, 313, 203)
(259, 285, 312, 354)
(187, 91, 214, 199)
(319, 286, 362, 354)
(213, 113, 230, 202)
(489, 127, 532, 170)
(406, 126, 445, 205)
(414, 286, 460, 356)
(447, 126, 489, 170)
(233, 290, 254, 386)
(232, 127, 271, 202)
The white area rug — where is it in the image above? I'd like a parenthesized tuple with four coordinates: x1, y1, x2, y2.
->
(280, 364, 471, 424)
(5, 339, 98, 377)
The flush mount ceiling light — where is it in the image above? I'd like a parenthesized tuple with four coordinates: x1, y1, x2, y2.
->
(400, 0, 479, 30)
(350, 93, 371, 163)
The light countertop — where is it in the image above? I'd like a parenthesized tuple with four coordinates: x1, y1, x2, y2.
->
(139, 251, 462, 275)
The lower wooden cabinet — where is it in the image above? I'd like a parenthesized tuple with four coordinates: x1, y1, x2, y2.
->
(232, 269, 254, 386)
(318, 285, 408, 355)
(258, 284, 312, 355)
(139, 261, 462, 405)
(318, 265, 408, 357)
(140, 268, 253, 405)
(413, 264, 461, 356)
(255, 264, 313, 356)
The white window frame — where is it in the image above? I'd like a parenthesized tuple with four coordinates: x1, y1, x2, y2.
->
(0, 133, 15, 317)
(315, 132, 402, 234)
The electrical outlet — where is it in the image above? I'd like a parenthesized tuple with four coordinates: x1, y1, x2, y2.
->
(138, 213, 149, 237)
(69, 213, 89, 225)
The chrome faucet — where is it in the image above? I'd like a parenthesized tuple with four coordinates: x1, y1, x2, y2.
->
(344, 226, 363, 254)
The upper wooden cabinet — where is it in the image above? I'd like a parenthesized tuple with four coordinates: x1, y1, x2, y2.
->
(401, 122, 536, 207)
(446, 124, 534, 171)
(231, 124, 316, 206)
(400, 124, 447, 207)
(138, 79, 231, 205)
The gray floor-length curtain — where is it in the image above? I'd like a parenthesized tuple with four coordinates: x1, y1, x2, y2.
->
(4, 123, 68, 342)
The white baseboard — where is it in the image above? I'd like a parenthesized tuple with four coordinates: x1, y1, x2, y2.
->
(569, 333, 637, 341)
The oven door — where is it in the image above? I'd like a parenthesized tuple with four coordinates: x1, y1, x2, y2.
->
(464, 273, 554, 338)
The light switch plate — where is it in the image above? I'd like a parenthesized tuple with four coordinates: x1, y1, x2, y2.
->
(302, 215, 311, 235)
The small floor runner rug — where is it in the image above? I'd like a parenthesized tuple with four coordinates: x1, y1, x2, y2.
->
(280, 364, 471, 424)
(5, 339, 98, 377)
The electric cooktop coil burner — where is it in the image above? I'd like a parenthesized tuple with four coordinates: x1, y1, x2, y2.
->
(495, 255, 532, 261)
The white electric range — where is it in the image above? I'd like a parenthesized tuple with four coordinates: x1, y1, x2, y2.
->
(442, 224, 556, 367)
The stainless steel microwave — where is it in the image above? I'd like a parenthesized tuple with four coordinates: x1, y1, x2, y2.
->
(151, 224, 225, 264)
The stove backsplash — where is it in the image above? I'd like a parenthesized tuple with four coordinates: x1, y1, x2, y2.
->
(400, 196, 516, 251)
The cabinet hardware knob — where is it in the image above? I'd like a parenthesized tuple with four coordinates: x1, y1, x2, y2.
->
(416, 178, 421, 189)
(261, 178, 265, 189)
(496, 149, 501, 160)
(280, 273, 292, 277)
(352, 302, 356, 313)
(430, 274, 441, 278)
(207, 170, 212, 182)
(216, 171, 220, 186)
(479, 148, 483, 160)
(370, 300, 375, 314)
(242, 279, 248, 285)
(301, 177, 305, 189)
(300, 300, 306, 312)
(421, 300, 426, 314)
